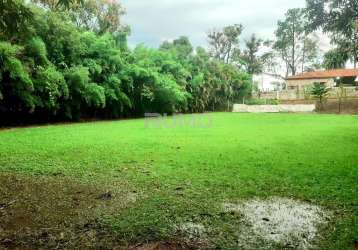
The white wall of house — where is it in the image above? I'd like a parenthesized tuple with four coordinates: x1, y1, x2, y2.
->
(253, 74, 285, 92)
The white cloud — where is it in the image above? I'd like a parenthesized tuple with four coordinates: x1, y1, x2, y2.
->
(121, 0, 307, 48)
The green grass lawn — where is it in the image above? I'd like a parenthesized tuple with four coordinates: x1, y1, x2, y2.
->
(0, 113, 357, 249)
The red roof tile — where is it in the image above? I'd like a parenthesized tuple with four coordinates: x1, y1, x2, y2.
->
(286, 69, 358, 80)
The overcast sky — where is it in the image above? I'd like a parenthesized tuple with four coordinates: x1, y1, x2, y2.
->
(121, 0, 307, 49)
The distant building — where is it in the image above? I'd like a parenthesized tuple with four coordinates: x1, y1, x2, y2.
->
(286, 69, 358, 90)
(253, 73, 285, 92)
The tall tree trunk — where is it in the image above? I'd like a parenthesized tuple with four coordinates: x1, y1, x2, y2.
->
(302, 36, 306, 73)
(291, 21, 296, 76)
(285, 62, 289, 78)
(354, 35, 358, 69)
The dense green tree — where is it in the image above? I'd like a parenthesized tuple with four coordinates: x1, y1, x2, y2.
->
(306, 0, 358, 68)
(0, 42, 34, 112)
(0, 0, 33, 40)
(241, 34, 263, 75)
(185, 47, 251, 112)
(323, 48, 349, 69)
(32, 0, 127, 35)
(126, 45, 189, 115)
(0, 1, 252, 124)
(160, 36, 193, 61)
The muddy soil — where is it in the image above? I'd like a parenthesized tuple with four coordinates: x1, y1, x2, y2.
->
(0, 173, 139, 249)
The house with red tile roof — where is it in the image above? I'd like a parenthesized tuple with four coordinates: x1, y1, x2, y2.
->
(285, 69, 358, 90)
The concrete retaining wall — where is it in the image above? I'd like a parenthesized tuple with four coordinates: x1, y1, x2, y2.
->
(233, 104, 316, 113)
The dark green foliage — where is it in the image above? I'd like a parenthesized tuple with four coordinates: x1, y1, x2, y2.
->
(26, 37, 49, 65)
(0, 0, 33, 40)
(84, 83, 105, 108)
(0, 2, 252, 124)
(0, 42, 35, 112)
(323, 48, 349, 69)
(306, 0, 358, 67)
(241, 34, 263, 75)
(33, 65, 68, 112)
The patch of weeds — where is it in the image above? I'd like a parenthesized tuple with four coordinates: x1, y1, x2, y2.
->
(109, 195, 214, 249)
(110, 196, 179, 244)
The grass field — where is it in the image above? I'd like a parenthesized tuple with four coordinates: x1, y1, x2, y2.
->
(0, 113, 357, 249)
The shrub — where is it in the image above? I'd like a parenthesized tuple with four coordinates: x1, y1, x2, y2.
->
(310, 83, 329, 111)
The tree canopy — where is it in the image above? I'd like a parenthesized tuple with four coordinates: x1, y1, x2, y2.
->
(0, 1, 251, 124)
(273, 8, 320, 77)
(306, 0, 358, 68)
(208, 24, 243, 64)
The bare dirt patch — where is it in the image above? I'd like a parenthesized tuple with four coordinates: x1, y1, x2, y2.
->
(0, 173, 138, 249)
(224, 197, 330, 249)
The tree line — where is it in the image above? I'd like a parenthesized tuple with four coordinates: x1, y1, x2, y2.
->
(0, 0, 252, 124)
